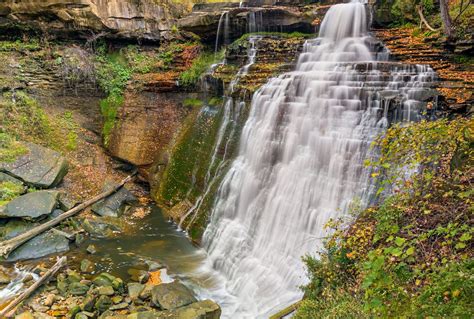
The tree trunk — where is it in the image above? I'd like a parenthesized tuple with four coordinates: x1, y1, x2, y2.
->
(439, 0, 454, 40)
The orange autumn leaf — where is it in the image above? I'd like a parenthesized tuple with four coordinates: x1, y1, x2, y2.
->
(147, 270, 162, 285)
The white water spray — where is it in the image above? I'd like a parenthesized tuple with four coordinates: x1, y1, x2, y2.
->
(202, 1, 435, 318)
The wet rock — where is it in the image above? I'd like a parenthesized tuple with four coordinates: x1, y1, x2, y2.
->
(139, 284, 154, 300)
(67, 270, 82, 283)
(57, 274, 68, 294)
(68, 305, 81, 318)
(128, 283, 145, 300)
(0, 219, 35, 239)
(81, 311, 95, 317)
(112, 277, 124, 292)
(98, 286, 114, 296)
(128, 268, 149, 283)
(111, 295, 123, 304)
(80, 259, 95, 273)
(91, 181, 137, 217)
(95, 295, 112, 312)
(110, 302, 129, 310)
(0, 267, 11, 284)
(44, 293, 56, 306)
(81, 295, 96, 312)
(15, 312, 34, 319)
(86, 244, 97, 254)
(159, 299, 221, 319)
(127, 311, 160, 319)
(92, 273, 116, 287)
(6, 229, 69, 261)
(69, 282, 90, 295)
(0, 143, 68, 188)
(0, 190, 59, 220)
(82, 218, 122, 238)
(151, 281, 197, 310)
(145, 260, 164, 272)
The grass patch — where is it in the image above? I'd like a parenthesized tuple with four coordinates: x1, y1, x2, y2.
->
(0, 133, 28, 163)
(0, 180, 24, 206)
(179, 50, 224, 87)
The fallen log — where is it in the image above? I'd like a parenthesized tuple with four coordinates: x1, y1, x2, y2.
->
(0, 173, 136, 258)
(0, 256, 67, 318)
(417, 5, 438, 32)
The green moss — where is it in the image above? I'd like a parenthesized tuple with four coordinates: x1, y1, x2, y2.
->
(0, 39, 41, 52)
(0, 133, 28, 163)
(100, 94, 124, 146)
(0, 180, 24, 205)
(179, 50, 224, 87)
(232, 32, 312, 47)
(183, 98, 204, 108)
(0, 92, 79, 153)
(158, 106, 223, 206)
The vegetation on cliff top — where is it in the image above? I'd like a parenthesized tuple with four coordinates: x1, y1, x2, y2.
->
(296, 117, 473, 318)
(387, 0, 472, 42)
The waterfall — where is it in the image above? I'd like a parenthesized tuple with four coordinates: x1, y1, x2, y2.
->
(215, 12, 230, 53)
(202, 1, 435, 318)
(180, 36, 263, 230)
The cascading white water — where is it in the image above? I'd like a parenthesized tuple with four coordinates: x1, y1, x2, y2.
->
(202, 1, 435, 318)
(215, 12, 230, 53)
(181, 36, 263, 229)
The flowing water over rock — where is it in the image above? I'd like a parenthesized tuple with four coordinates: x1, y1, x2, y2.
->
(201, 1, 436, 317)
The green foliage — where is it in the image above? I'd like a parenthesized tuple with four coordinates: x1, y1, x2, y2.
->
(297, 118, 473, 318)
(0, 92, 79, 153)
(0, 133, 28, 163)
(0, 39, 40, 52)
(183, 98, 203, 108)
(100, 94, 124, 146)
(0, 181, 24, 205)
(94, 46, 132, 143)
(179, 51, 224, 87)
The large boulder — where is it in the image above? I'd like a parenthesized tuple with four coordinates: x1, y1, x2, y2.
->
(0, 219, 69, 261)
(6, 230, 69, 261)
(159, 300, 221, 319)
(151, 281, 197, 310)
(0, 190, 59, 220)
(91, 181, 137, 217)
(0, 143, 68, 188)
(127, 300, 221, 319)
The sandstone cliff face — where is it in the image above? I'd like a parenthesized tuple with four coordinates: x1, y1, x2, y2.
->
(0, 0, 185, 41)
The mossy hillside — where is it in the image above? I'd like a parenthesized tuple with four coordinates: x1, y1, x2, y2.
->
(296, 117, 474, 318)
(0, 91, 79, 154)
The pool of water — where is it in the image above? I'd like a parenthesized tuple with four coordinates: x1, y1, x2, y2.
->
(69, 205, 220, 292)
